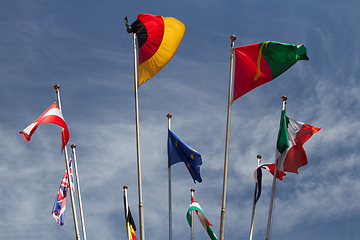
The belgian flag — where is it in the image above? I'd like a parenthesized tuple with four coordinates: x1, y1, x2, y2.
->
(126, 207, 137, 240)
(123, 189, 137, 240)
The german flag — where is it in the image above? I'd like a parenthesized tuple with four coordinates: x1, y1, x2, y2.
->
(126, 14, 185, 86)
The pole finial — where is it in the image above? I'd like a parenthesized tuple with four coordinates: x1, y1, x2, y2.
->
(123, 186, 128, 190)
(256, 155, 262, 160)
(71, 144, 76, 149)
(230, 35, 236, 41)
(167, 113, 172, 119)
(190, 188, 195, 192)
(281, 95, 287, 101)
(54, 84, 60, 90)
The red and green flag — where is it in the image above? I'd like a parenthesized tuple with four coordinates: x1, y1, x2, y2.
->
(233, 41, 309, 101)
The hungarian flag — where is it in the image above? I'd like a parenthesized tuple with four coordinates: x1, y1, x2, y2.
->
(126, 14, 185, 86)
(187, 196, 217, 240)
(233, 41, 309, 101)
(19, 102, 69, 150)
(254, 163, 286, 202)
(276, 110, 321, 173)
(168, 129, 202, 183)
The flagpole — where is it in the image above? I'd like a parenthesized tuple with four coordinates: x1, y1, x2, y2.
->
(54, 85, 81, 240)
(249, 155, 262, 240)
(71, 144, 87, 240)
(123, 186, 132, 240)
(131, 32, 145, 240)
(265, 96, 287, 240)
(167, 113, 172, 240)
(190, 188, 195, 240)
(219, 34, 236, 240)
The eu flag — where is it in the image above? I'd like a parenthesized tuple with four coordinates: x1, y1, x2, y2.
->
(167, 129, 202, 183)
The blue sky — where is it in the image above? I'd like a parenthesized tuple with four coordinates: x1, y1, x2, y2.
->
(1, 0, 360, 239)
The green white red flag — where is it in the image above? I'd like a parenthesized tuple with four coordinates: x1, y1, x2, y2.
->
(276, 109, 321, 173)
(187, 196, 217, 240)
(233, 41, 309, 101)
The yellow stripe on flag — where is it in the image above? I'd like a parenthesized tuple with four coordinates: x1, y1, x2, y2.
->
(254, 41, 270, 81)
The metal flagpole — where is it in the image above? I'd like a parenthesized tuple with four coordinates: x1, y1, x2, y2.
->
(190, 188, 195, 240)
(71, 144, 87, 240)
(249, 155, 262, 240)
(167, 113, 172, 240)
(54, 85, 81, 240)
(219, 35, 236, 240)
(132, 32, 145, 240)
(265, 96, 287, 240)
(123, 186, 132, 240)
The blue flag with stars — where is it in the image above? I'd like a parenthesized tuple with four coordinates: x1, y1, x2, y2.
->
(167, 129, 202, 183)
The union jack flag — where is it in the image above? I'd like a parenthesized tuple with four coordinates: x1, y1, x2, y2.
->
(51, 159, 74, 225)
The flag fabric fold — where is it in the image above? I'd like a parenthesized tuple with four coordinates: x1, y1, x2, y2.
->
(187, 196, 217, 240)
(167, 129, 202, 183)
(233, 41, 309, 101)
(254, 163, 286, 202)
(51, 159, 74, 225)
(123, 192, 137, 240)
(127, 14, 185, 86)
(276, 109, 321, 173)
(19, 102, 69, 150)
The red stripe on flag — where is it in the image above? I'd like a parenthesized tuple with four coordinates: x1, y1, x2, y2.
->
(137, 14, 164, 65)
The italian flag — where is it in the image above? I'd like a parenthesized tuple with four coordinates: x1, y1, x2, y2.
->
(276, 109, 321, 173)
(233, 41, 309, 101)
(187, 196, 217, 240)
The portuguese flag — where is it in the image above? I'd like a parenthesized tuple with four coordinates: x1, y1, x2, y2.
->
(233, 41, 309, 101)
(127, 14, 185, 86)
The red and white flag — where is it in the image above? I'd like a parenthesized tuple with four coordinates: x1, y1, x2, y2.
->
(19, 102, 69, 150)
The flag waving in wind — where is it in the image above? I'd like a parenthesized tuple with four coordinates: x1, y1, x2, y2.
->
(168, 129, 202, 183)
(254, 163, 286, 202)
(187, 196, 217, 240)
(276, 109, 321, 173)
(51, 159, 74, 225)
(126, 14, 185, 85)
(233, 41, 309, 101)
(19, 102, 69, 150)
